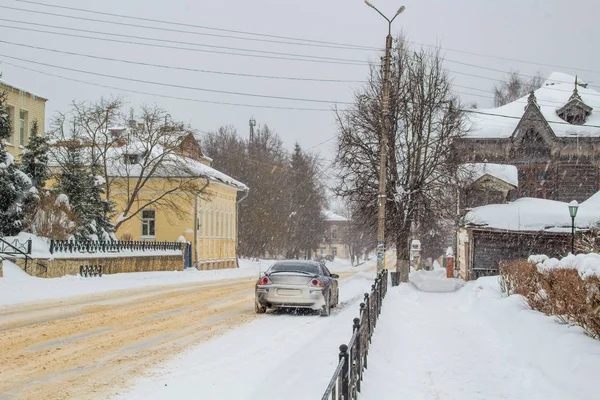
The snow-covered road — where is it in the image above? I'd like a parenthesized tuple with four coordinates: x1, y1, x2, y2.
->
(116, 267, 388, 400)
(361, 269, 600, 400)
(0, 257, 384, 399)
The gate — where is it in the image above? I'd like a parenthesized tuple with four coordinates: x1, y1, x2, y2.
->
(184, 242, 192, 269)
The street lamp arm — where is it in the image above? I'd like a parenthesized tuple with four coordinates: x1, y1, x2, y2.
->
(364, 0, 391, 23)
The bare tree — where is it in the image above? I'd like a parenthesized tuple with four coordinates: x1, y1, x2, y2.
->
(335, 35, 467, 282)
(50, 102, 210, 233)
(493, 71, 544, 107)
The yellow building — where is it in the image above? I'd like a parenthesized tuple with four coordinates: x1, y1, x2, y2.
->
(1, 81, 47, 159)
(110, 133, 248, 270)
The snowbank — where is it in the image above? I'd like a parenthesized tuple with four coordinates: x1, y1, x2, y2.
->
(531, 253, 600, 279)
(0, 258, 363, 307)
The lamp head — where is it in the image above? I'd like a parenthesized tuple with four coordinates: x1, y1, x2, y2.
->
(568, 200, 579, 218)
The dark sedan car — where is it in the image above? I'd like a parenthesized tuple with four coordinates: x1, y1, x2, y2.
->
(254, 260, 339, 316)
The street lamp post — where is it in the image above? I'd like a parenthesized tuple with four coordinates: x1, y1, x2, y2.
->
(568, 200, 579, 255)
(365, 1, 405, 274)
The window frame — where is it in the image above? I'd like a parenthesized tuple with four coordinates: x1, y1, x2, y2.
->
(141, 209, 156, 238)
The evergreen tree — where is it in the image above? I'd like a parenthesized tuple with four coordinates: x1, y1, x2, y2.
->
(286, 143, 326, 258)
(21, 120, 49, 190)
(56, 141, 115, 240)
(0, 79, 35, 235)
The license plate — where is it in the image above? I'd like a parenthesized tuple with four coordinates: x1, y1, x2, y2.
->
(277, 288, 301, 296)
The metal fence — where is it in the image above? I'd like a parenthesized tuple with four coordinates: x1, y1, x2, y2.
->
(80, 264, 103, 277)
(321, 269, 389, 400)
(49, 239, 183, 254)
(0, 237, 32, 255)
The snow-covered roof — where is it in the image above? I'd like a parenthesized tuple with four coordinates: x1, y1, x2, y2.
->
(466, 72, 600, 139)
(463, 191, 600, 232)
(458, 163, 518, 187)
(323, 210, 350, 222)
(0, 80, 48, 101)
(49, 144, 248, 191)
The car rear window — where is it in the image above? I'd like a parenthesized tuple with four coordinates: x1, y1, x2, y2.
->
(270, 263, 320, 274)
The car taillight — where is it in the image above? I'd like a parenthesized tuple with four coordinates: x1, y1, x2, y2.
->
(309, 279, 323, 287)
(257, 276, 272, 285)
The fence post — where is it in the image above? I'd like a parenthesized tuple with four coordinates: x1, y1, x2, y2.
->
(339, 344, 349, 400)
(353, 317, 361, 393)
(364, 293, 371, 342)
(360, 302, 367, 369)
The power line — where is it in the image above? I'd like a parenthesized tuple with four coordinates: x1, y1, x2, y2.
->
(461, 109, 600, 130)
(2, 18, 593, 90)
(0, 17, 370, 65)
(14, 0, 600, 76)
(0, 53, 354, 104)
(0, 23, 369, 66)
(1, 4, 376, 52)
(13, 0, 377, 51)
(0, 59, 337, 111)
(14, 0, 378, 51)
(0, 39, 364, 83)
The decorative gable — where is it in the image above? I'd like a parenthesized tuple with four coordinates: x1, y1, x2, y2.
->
(556, 76, 593, 125)
(510, 91, 556, 159)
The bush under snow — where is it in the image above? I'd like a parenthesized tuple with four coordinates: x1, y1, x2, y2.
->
(532, 253, 600, 279)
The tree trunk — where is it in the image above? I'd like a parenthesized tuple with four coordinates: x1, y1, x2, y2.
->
(396, 229, 410, 283)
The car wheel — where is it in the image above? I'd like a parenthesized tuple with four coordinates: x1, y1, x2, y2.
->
(320, 291, 331, 317)
(255, 300, 267, 314)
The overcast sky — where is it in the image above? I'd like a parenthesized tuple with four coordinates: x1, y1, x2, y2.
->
(1, 0, 599, 164)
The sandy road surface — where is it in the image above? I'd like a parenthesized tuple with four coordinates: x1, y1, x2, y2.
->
(0, 269, 367, 400)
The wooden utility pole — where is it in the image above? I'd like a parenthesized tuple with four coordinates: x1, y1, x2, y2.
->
(365, 1, 405, 273)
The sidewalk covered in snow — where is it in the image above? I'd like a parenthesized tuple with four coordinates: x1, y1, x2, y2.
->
(359, 270, 600, 400)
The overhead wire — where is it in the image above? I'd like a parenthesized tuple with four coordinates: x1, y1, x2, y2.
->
(0, 4, 375, 52)
(0, 23, 369, 66)
(0, 39, 365, 83)
(12, 0, 600, 76)
(13, 0, 378, 51)
(0, 54, 354, 105)
(0, 59, 337, 111)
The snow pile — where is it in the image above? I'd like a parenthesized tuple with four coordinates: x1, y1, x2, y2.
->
(533, 253, 600, 279)
(464, 192, 600, 231)
(458, 163, 518, 187)
(467, 72, 600, 138)
(410, 264, 464, 292)
(1, 260, 33, 282)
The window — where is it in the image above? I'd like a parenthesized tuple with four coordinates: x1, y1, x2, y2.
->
(331, 247, 338, 257)
(141, 209, 156, 237)
(518, 169, 529, 182)
(536, 169, 552, 181)
(320, 248, 326, 256)
(331, 226, 338, 240)
(124, 153, 139, 164)
(19, 110, 25, 146)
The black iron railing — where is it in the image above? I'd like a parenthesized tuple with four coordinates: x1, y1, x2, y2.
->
(49, 239, 183, 254)
(321, 269, 389, 400)
(0, 237, 32, 255)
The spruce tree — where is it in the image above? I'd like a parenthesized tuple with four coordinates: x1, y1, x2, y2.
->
(56, 142, 115, 240)
(0, 80, 35, 235)
(21, 120, 49, 190)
